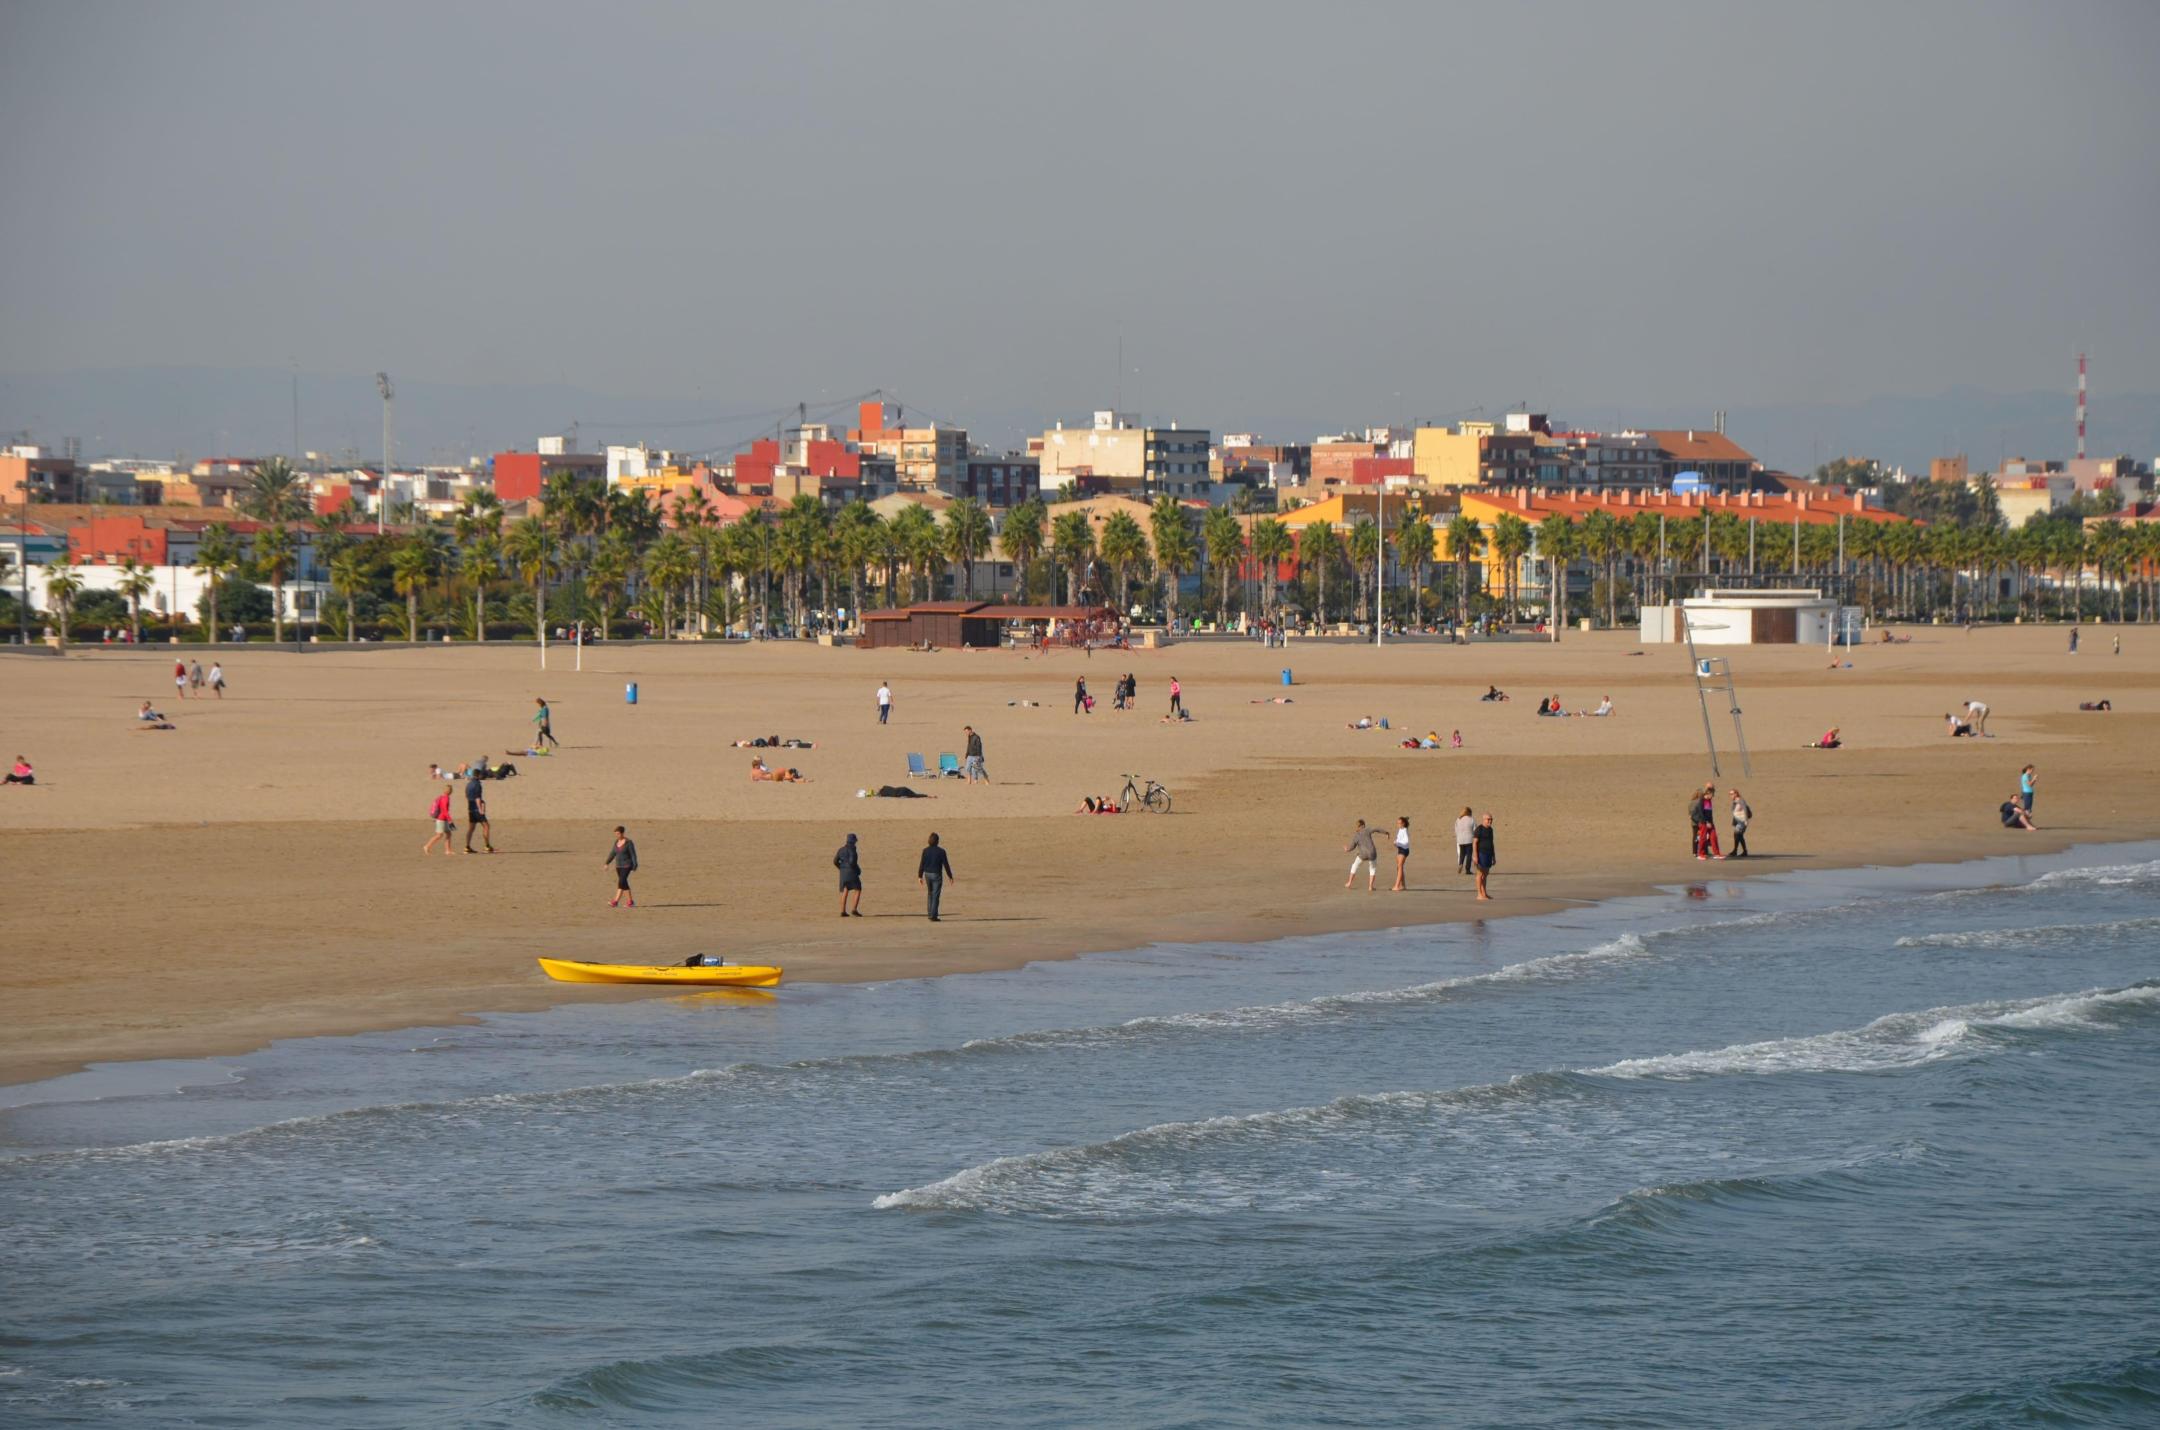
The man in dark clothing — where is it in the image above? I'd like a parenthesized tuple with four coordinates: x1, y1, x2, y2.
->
(835, 833, 863, 916)
(917, 832, 954, 921)
(464, 769, 495, 853)
(963, 725, 987, 783)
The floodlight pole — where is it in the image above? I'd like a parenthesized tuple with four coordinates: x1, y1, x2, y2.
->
(375, 372, 394, 537)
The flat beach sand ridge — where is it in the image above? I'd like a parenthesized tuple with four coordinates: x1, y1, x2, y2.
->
(3, 627, 2156, 1085)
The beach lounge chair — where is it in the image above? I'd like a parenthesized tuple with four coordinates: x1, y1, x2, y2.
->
(906, 753, 932, 779)
(937, 753, 961, 778)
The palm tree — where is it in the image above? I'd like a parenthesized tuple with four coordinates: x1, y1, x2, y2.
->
(390, 539, 432, 642)
(1443, 514, 1485, 633)
(1000, 498, 1047, 604)
(194, 523, 241, 643)
(643, 532, 695, 635)
(888, 503, 941, 604)
(775, 494, 829, 631)
(116, 559, 155, 642)
(1300, 520, 1343, 627)
(1537, 514, 1579, 634)
(460, 534, 501, 640)
(1149, 495, 1196, 623)
(42, 553, 84, 647)
(1051, 508, 1097, 606)
(502, 515, 560, 645)
(734, 509, 775, 629)
(1097, 509, 1149, 614)
(1489, 512, 1532, 618)
(252, 522, 298, 642)
(1201, 506, 1244, 627)
(1579, 508, 1623, 628)
(329, 549, 369, 639)
(1248, 516, 1294, 621)
(1394, 514, 1435, 626)
(243, 456, 308, 523)
(589, 530, 633, 636)
(1348, 517, 1381, 627)
(943, 497, 994, 599)
(830, 501, 883, 626)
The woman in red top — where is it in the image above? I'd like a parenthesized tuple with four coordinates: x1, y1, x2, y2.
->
(422, 783, 459, 857)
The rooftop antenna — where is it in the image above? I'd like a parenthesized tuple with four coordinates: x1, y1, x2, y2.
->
(2076, 352, 2087, 460)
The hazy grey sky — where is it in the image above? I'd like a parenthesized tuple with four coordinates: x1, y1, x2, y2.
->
(4, 0, 2157, 433)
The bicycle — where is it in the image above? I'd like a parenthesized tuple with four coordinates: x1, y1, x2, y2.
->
(1119, 773, 1172, 815)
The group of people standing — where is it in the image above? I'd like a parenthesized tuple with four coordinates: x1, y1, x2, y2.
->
(1689, 784, 1752, 860)
(1346, 811, 1496, 900)
(835, 830, 955, 919)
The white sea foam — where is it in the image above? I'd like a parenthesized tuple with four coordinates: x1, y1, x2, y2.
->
(1591, 983, 2160, 1081)
(875, 983, 2159, 1214)
(1895, 916, 2160, 950)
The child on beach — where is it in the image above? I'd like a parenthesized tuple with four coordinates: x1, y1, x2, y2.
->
(2019, 764, 2036, 814)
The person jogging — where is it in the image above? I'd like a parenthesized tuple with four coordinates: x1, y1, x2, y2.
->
(835, 832, 864, 916)
(877, 681, 893, 725)
(464, 767, 495, 854)
(1391, 816, 1411, 892)
(962, 726, 987, 783)
(917, 832, 954, 921)
(533, 698, 559, 750)
(604, 825, 638, 908)
(1454, 806, 1475, 876)
(422, 783, 458, 857)
(1345, 819, 1380, 892)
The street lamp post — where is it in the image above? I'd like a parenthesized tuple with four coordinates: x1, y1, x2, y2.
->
(375, 372, 394, 537)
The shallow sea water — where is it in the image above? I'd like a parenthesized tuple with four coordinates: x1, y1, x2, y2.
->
(3, 844, 2157, 1427)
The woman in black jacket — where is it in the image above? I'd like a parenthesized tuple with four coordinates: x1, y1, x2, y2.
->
(835, 833, 864, 917)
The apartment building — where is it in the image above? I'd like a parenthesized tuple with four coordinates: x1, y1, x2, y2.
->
(1031, 411, 1214, 498)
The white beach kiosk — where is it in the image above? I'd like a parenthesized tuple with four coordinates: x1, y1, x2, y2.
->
(1641, 588, 1860, 646)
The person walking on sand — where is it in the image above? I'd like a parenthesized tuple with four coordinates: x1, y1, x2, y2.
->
(962, 725, 987, 783)
(918, 831, 954, 921)
(1729, 789, 1752, 858)
(1169, 676, 1183, 718)
(835, 832, 864, 917)
(422, 782, 459, 857)
(463, 767, 495, 854)
(2069, 627, 2079, 654)
(1454, 807, 1475, 875)
(1391, 816, 1411, 892)
(190, 660, 205, 691)
(877, 680, 893, 725)
(1696, 783, 1724, 860)
(1074, 677, 1090, 714)
(604, 825, 638, 908)
(1473, 814, 1497, 900)
(532, 698, 559, 750)
(2019, 764, 2036, 814)
(173, 660, 189, 700)
(207, 661, 225, 699)
(1345, 819, 1380, 891)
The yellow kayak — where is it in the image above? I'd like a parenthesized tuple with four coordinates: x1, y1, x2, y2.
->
(537, 958, 784, 987)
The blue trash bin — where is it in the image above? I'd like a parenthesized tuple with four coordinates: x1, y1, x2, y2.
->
(1281, 668, 1293, 686)
(626, 682, 639, 705)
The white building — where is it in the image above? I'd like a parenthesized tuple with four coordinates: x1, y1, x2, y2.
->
(1641, 588, 1860, 646)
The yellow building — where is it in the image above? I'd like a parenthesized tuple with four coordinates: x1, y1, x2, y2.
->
(1412, 427, 1481, 487)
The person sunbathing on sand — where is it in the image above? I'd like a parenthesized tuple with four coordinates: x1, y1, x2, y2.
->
(750, 757, 805, 782)
(1481, 685, 1508, 702)
(733, 735, 816, 748)
(1348, 715, 1376, 729)
(1587, 696, 1613, 717)
(1074, 795, 1122, 814)
(2079, 700, 2112, 711)
(136, 701, 176, 730)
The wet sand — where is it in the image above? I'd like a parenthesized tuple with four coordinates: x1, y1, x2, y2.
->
(3, 626, 2155, 1085)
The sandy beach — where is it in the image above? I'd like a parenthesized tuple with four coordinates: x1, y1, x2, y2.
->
(2, 626, 2155, 1086)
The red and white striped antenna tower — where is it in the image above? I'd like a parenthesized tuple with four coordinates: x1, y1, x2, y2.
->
(2076, 352, 2087, 459)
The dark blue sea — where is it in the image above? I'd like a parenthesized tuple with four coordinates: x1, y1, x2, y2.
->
(4, 845, 2157, 1427)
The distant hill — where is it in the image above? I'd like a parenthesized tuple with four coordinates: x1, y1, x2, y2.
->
(3, 366, 2154, 479)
